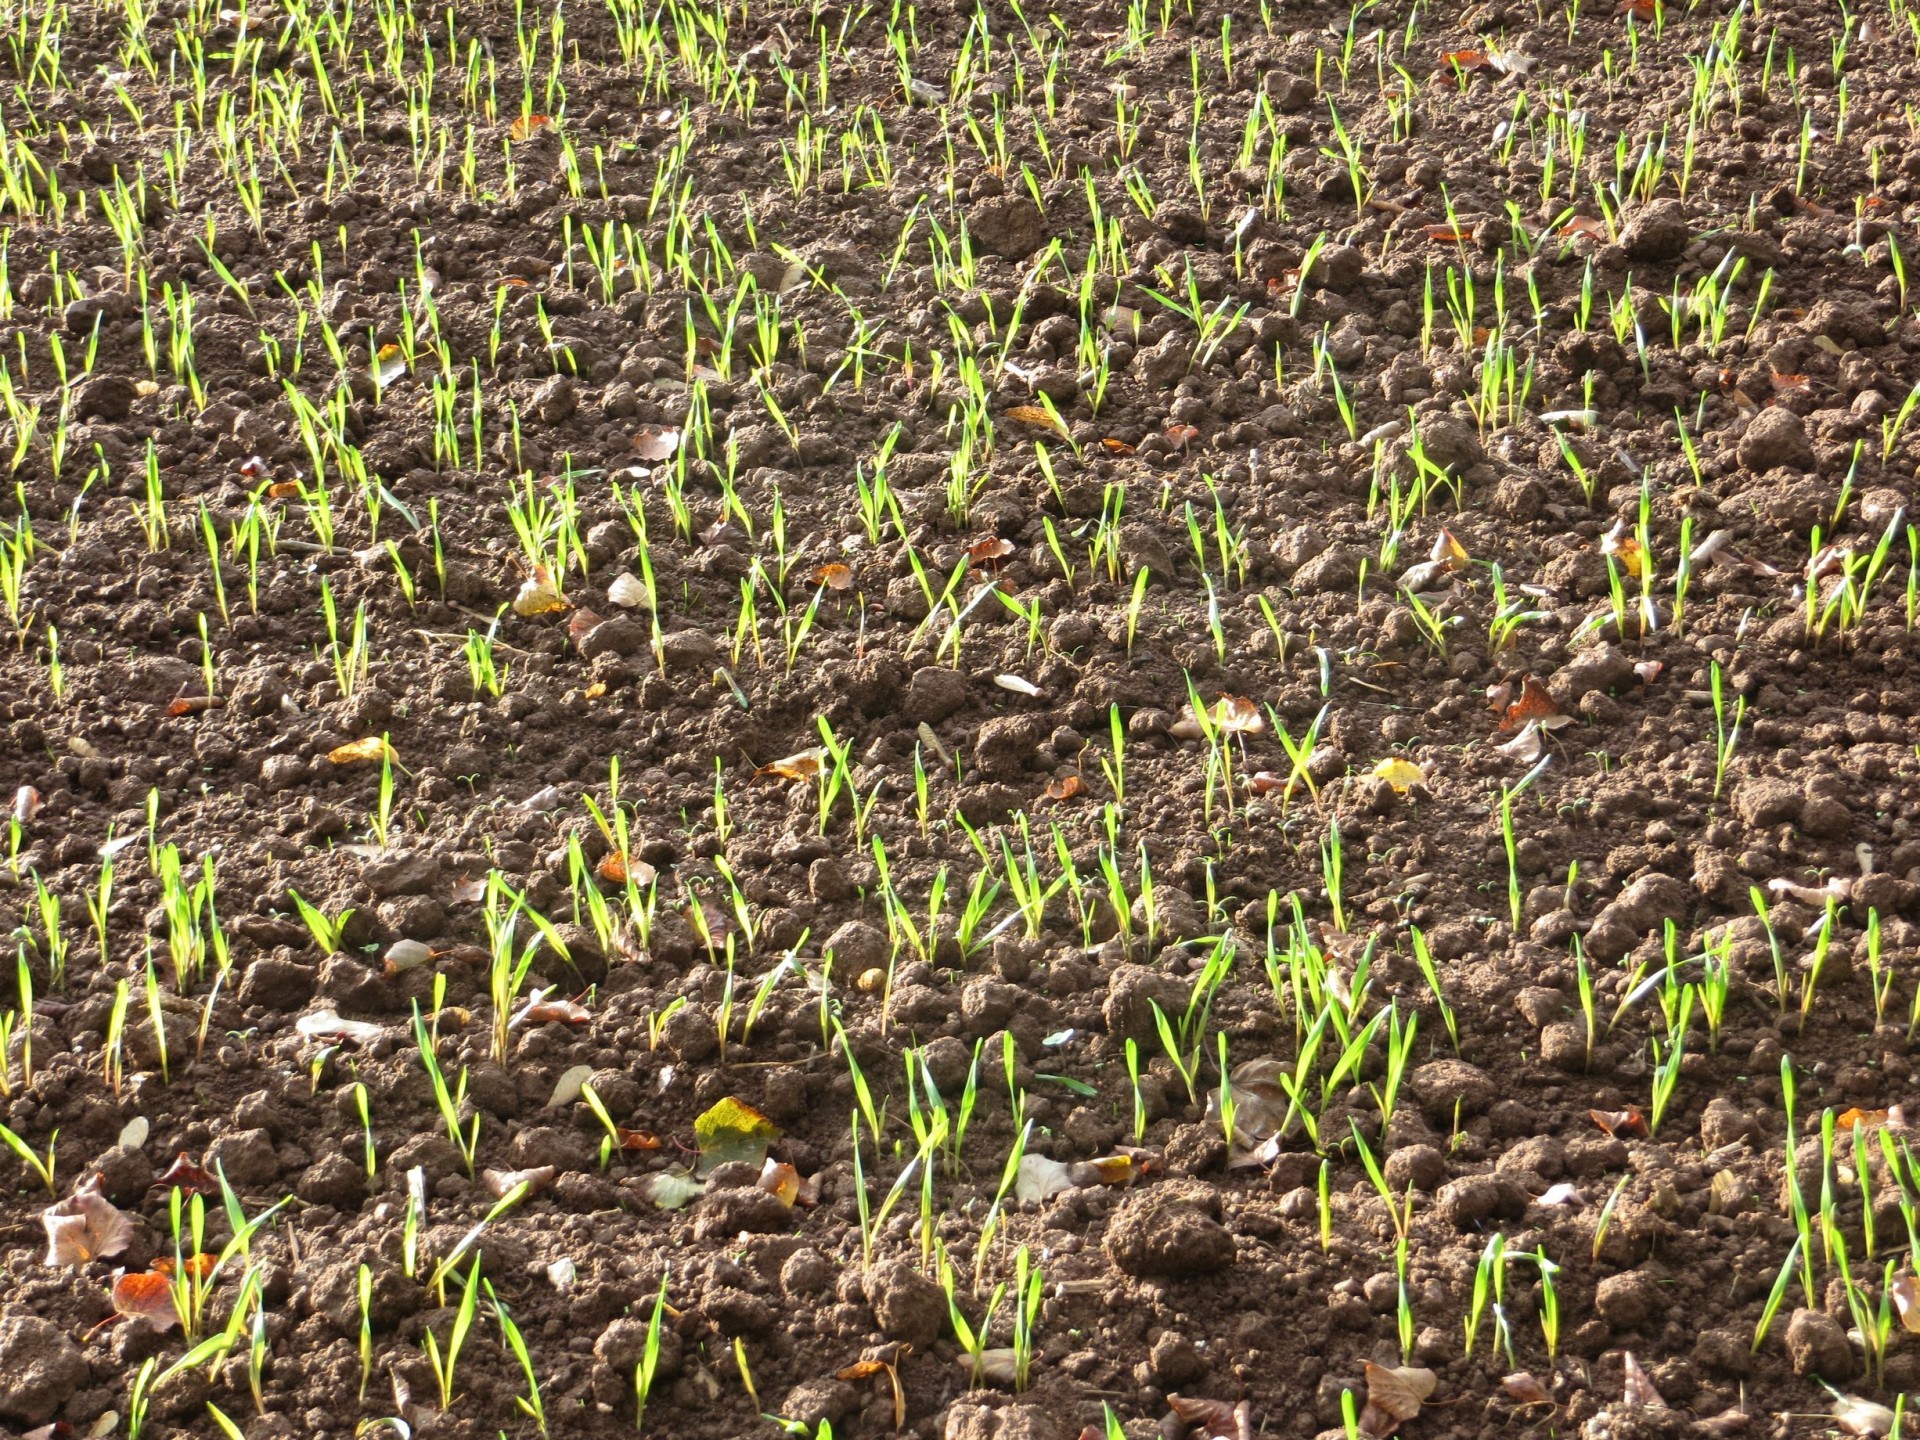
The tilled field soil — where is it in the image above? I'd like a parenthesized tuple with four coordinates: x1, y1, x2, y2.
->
(2, 0, 1920, 1437)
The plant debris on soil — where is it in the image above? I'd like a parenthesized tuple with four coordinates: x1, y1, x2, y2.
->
(5, 0, 1920, 1437)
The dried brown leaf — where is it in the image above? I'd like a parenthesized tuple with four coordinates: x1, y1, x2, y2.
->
(482, 1166, 556, 1199)
(111, 1269, 182, 1331)
(1502, 1372, 1554, 1406)
(1621, 1352, 1665, 1409)
(42, 1181, 135, 1267)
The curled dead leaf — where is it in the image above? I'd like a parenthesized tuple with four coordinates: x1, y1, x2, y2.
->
(328, 736, 395, 765)
(1835, 1395, 1899, 1436)
(43, 1180, 135, 1267)
(1502, 1372, 1554, 1406)
(967, 536, 1015, 564)
(482, 1166, 556, 1199)
(151, 1252, 216, 1281)
(152, 1152, 221, 1198)
(756, 749, 824, 782)
(757, 1158, 801, 1207)
(631, 425, 680, 461)
(512, 565, 568, 617)
(1166, 1396, 1251, 1440)
(1004, 403, 1065, 436)
(1369, 758, 1424, 794)
(296, 1009, 386, 1046)
(1589, 1107, 1649, 1139)
(1043, 775, 1088, 802)
(1360, 1362, 1436, 1436)
(811, 562, 854, 590)
(518, 996, 591, 1026)
(1621, 1352, 1665, 1409)
(1498, 675, 1572, 732)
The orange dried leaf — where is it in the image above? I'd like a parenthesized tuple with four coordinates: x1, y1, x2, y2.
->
(267, 480, 302, 499)
(967, 536, 1015, 564)
(1836, 1106, 1895, 1131)
(837, 1359, 891, 1381)
(1499, 676, 1569, 732)
(1618, 0, 1657, 17)
(758, 1158, 801, 1206)
(1004, 403, 1065, 434)
(1075, 1154, 1135, 1185)
(1589, 1106, 1649, 1139)
(1770, 372, 1811, 393)
(1044, 775, 1088, 802)
(112, 1270, 182, 1331)
(616, 1128, 662, 1152)
(756, 749, 824, 782)
(328, 736, 394, 765)
(1099, 437, 1136, 455)
(1561, 215, 1609, 240)
(1438, 48, 1491, 70)
(811, 562, 854, 590)
(152, 1252, 216, 1281)
(1165, 423, 1199, 449)
(1423, 225, 1473, 242)
(508, 114, 553, 141)
(597, 852, 631, 884)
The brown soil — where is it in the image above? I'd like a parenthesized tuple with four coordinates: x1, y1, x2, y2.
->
(1, 0, 1918, 1437)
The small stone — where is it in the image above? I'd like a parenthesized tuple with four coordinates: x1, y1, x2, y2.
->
(1383, 1144, 1446, 1192)
(1620, 200, 1691, 261)
(903, 665, 969, 723)
(822, 920, 888, 973)
(1291, 547, 1363, 593)
(1433, 1174, 1528, 1229)
(531, 374, 577, 424)
(693, 1185, 795, 1242)
(1595, 1270, 1662, 1331)
(0, 1315, 89, 1424)
(1105, 1184, 1235, 1276)
(1737, 407, 1815, 472)
(1699, 1096, 1755, 1150)
(1150, 1331, 1207, 1385)
(968, 195, 1047, 259)
(1103, 964, 1190, 1042)
(1785, 1307, 1854, 1379)
(869, 1259, 946, 1348)
(297, 1153, 371, 1209)
(1405, 1059, 1496, 1118)
(206, 1127, 280, 1188)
